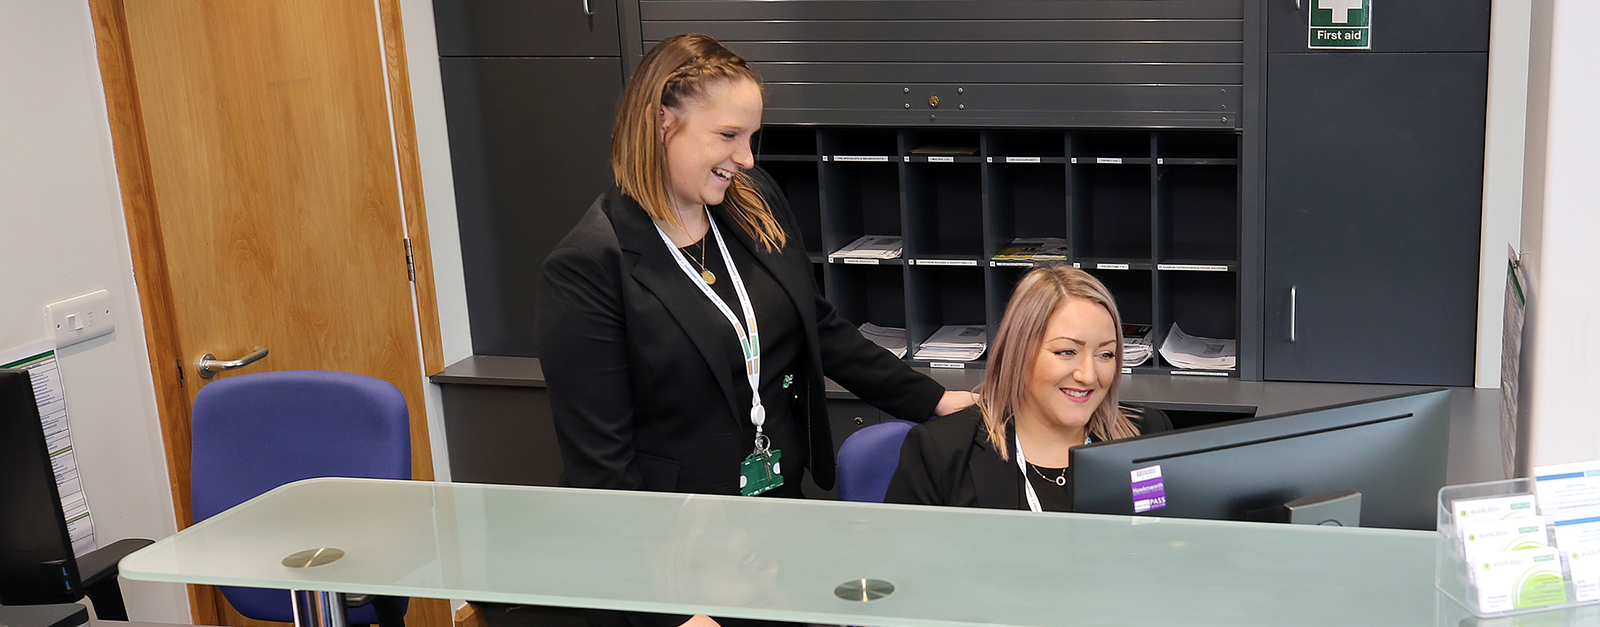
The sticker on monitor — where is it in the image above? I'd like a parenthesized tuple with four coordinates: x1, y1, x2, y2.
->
(1131, 465, 1167, 513)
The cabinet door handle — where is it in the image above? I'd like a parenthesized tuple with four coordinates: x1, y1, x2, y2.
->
(1295, 0, 1302, 10)
(583, 0, 594, 16)
(1289, 287, 1297, 343)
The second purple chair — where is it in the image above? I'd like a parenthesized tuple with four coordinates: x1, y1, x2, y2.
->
(836, 418, 919, 502)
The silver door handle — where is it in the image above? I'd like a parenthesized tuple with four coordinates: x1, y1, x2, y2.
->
(583, 0, 593, 16)
(198, 347, 268, 379)
(1289, 287, 1297, 343)
(1295, 0, 1302, 10)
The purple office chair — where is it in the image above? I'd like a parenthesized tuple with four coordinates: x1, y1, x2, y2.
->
(836, 419, 918, 502)
(190, 370, 410, 627)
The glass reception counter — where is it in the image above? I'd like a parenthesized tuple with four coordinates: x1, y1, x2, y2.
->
(123, 477, 1462, 627)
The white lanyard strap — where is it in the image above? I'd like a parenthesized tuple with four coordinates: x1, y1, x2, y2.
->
(654, 209, 767, 441)
(1013, 431, 1092, 514)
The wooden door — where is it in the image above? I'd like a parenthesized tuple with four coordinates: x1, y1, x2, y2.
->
(90, 1, 449, 626)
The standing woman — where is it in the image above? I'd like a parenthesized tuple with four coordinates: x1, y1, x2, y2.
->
(538, 34, 975, 502)
(885, 266, 1172, 512)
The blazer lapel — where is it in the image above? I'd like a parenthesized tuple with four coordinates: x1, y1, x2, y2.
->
(711, 204, 817, 329)
(607, 197, 741, 424)
(970, 424, 1022, 510)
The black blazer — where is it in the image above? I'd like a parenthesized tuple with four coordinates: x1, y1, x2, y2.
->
(536, 168, 945, 494)
(884, 405, 1173, 510)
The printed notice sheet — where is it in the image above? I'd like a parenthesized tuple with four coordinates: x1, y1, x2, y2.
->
(1, 340, 97, 556)
(1501, 247, 1527, 478)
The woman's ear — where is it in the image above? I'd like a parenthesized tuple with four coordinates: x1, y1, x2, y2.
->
(659, 105, 679, 139)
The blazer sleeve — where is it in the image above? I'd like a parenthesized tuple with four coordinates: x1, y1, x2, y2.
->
(746, 168, 946, 422)
(536, 238, 643, 490)
(883, 422, 949, 506)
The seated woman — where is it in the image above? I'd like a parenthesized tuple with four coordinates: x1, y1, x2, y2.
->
(884, 265, 1171, 512)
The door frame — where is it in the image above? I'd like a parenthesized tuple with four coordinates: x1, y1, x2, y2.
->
(87, 0, 446, 623)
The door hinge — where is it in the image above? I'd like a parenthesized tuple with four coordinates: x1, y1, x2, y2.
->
(176, 358, 186, 388)
(404, 238, 416, 282)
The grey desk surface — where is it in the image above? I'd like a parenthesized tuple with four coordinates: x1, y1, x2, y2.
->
(430, 356, 1507, 485)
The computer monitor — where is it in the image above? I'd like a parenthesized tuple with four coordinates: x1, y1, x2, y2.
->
(0, 369, 80, 605)
(1072, 388, 1451, 530)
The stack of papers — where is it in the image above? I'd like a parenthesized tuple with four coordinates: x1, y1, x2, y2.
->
(858, 323, 908, 358)
(913, 325, 988, 362)
(1122, 324, 1153, 367)
(830, 235, 903, 261)
(992, 237, 1070, 261)
(1157, 323, 1236, 370)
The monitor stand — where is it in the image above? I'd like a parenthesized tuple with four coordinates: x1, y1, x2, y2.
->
(1248, 489, 1363, 527)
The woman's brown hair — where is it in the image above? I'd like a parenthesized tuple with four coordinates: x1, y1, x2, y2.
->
(979, 265, 1142, 460)
(611, 33, 786, 251)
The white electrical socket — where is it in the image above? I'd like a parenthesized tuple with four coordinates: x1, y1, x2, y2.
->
(46, 289, 114, 348)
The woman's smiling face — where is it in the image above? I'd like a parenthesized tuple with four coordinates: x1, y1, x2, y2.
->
(1019, 297, 1119, 433)
(660, 78, 762, 215)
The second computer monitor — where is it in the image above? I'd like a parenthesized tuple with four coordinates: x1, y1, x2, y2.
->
(1072, 388, 1451, 530)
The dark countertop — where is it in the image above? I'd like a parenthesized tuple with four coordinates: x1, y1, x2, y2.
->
(431, 355, 1505, 485)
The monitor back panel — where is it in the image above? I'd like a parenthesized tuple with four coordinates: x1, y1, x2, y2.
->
(0, 369, 77, 604)
(1072, 389, 1451, 530)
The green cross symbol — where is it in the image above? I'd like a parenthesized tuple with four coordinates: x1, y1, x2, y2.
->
(1319, 0, 1365, 24)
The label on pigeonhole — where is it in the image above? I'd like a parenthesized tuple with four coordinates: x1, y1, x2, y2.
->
(1131, 465, 1166, 513)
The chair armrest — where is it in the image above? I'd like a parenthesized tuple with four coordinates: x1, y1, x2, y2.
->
(77, 538, 154, 588)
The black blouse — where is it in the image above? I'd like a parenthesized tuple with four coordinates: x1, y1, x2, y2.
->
(1022, 463, 1075, 512)
(677, 214, 805, 496)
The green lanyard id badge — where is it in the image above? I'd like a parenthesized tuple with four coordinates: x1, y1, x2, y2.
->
(739, 443, 784, 496)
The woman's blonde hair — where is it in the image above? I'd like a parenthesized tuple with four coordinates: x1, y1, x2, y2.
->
(979, 265, 1142, 460)
(611, 33, 786, 252)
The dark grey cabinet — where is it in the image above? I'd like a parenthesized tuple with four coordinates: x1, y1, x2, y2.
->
(1262, 52, 1486, 385)
(1264, 0, 1490, 53)
(436, 0, 626, 357)
(441, 58, 622, 356)
(430, 0, 1494, 385)
(433, 0, 621, 56)
(639, 0, 1245, 128)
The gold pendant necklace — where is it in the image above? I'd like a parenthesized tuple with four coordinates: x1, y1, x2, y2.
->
(687, 238, 715, 285)
(681, 207, 715, 284)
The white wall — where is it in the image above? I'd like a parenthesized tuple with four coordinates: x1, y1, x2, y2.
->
(1518, 0, 1600, 470)
(1474, 0, 1531, 389)
(398, 0, 473, 488)
(0, 0, 189, 621)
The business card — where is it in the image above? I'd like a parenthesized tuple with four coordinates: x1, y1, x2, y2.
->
(1461, 517, 1550, 562)
(1453, 493, 1538, 525)
(1535, 461, 1600, 518)
(1473, 548, 1568, 613)
(1553, 514, 1600, 550)
(1567, 544, 1600, 602)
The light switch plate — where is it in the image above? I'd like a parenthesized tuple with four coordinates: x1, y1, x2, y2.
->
(46, 289, 114, 348)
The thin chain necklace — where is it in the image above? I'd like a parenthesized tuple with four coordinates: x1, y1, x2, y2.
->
(683, 238, 715, 285)
(679, 206, 715, 284)
(1027, 462, 1067, 487)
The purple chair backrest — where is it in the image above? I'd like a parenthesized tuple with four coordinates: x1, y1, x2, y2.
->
(836, 419, 917, 502)
(190, 370, 410, 623)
